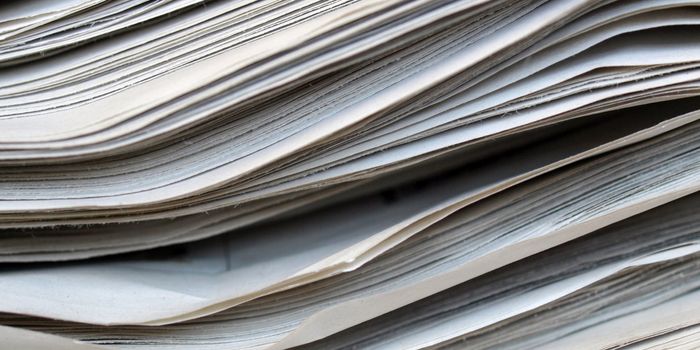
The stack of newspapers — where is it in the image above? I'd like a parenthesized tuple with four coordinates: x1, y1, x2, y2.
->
(2, 0, 700, 349)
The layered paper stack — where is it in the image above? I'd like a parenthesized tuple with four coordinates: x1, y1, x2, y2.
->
(2, 0, 700, 349)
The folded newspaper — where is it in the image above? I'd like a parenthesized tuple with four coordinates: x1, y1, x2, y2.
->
(2, 0, 700, 349)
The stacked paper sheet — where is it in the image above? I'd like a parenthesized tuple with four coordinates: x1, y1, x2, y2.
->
(2, 0, 700, 349)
